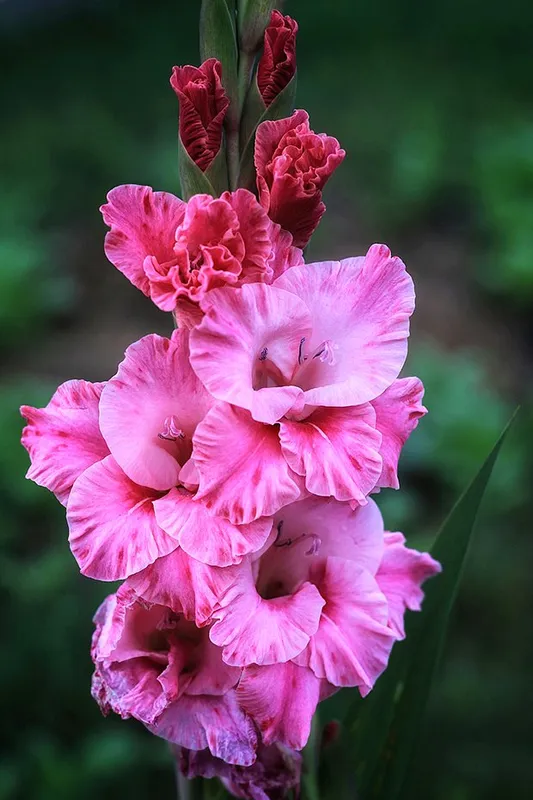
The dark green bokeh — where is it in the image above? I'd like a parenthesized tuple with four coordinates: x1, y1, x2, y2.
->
(0, 1, 532, 798)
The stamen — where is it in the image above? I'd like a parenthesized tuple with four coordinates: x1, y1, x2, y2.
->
(274, 530, 321, 556)
(259, 346, 268, 362)
(158, 415, 185, 442)
(312, 340, 336, 365)
(298, 337, 306, 365)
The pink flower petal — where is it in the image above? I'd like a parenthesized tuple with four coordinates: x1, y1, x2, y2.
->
(376, 532, 441, 638)
(260, 497, 386, 594)
(149, 693, 257, 766)
(153, 487, 273, 567)
(279, 404, 382, 503)
(67, 455, 177, 580)
(372, 377, 427, 490)
(238, 662, 321, 750)
(295, 557, 395, 693)
(99, 330, 212, 491)
(209, 562, 325, 666)
(21, 380, 109, 505)
(192, 403, 301, 524)
(100, 184, 185, 294)
(274, 244, 415, 407)
(127, 547, 240, 626)
(191, 283, 310, 424)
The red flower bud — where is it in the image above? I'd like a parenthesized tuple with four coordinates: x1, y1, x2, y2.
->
(257, 10, 298, 108)
(254, 110, 346, 248)
(170, 58, 230, 172)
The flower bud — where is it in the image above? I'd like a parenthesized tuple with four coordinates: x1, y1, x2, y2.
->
(170, 58, 229, 173)
(254, 109, 346, 248)
(257, 10, 298, 108)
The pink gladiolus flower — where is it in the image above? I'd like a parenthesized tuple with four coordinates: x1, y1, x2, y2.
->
(170, 59, 229, 172)
(21, 330, 273, 579)
(91, 585, 257, 765)
(254, 109, 345, 248)
(257, 10, 298, 108)
(207, 496, 440, 750)
(101, 186, 302, 324)
(188, 244, 415, 522)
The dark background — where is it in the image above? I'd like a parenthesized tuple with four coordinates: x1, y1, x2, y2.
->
(1, 1, 532, 798)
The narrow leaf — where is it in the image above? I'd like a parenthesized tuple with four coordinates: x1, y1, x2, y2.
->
(327, 410, 518, 800)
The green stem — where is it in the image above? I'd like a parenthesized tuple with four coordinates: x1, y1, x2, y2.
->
(227, 48, 255, 189)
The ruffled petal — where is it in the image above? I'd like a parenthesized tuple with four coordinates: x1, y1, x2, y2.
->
(153, 487, 273, 567)
(279, 404, 382, 503)
(100, 184, 185, 293)
(191, 283, 310, 424)
(99, 330, 212, 491)
(376, 532, 441, 638)
(372, 377, 427, 489)
(295, 557, 395, 694)
(126, 546, 240, 626)
(148, 693, 257, 766)
(21, 380, 109, 505)
(192, 403, 301, 524)
(67, 455, 177, 580)
(209, 562, 325, 666)
(238, 662, 321, 750)
(274, 244, 415, 407)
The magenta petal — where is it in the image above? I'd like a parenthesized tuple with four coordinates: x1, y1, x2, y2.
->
(238, 662, 321, 750)
(209, 564, 325, 666)
(21, 380, 109, 505)
(191, 283, 310, 424)
(296, 557, 395, 693)
(279, 405, 382, 503)
(127, 547, 240, 626)
(148, 693, 257, 766)
(275, 244, 415, 407)
(99, 331, 212, 491)
(101, 184, 185, 294)
(376, 532, 441, 638)
(154, 488, 273, 567)
(372, 377, 427, 489)
(67, 455, 177, 580)
(192, 403, 302, 524)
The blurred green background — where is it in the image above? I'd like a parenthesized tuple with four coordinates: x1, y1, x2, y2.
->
(1, 1, 532, 798)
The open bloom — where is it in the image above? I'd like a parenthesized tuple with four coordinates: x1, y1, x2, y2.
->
(101, 186, 302, 325)
(21, 330, 273, 580)
(257, 10, 298, 108)
(254, 109, 345, 248)
(207, 496, 440, 750)
(188, 245, 419, 523)
(170, 59, 229, 172)
(91, 585, 257, 765)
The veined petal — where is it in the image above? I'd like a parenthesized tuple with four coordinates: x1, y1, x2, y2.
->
(274, 244, 415, 407)
(21, 380, 109, 505)
(67, 455, 177, 580)
(209, 563, 325, 666)
(279, 405, 382, 503)
(100, 184, 185, 294)
(376, 532, 441, 638)
(153, 487, 273, 567)
(295, 557, 395, 693)
(99, 330, 212, 491)
(192, 403, 301, 524)
(372, 377, 427, 490)
(190, 283, 309, 424)
(237, 662, 321, 750)
(127, 547, 240, 627)
(149, 693, 257, 766)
